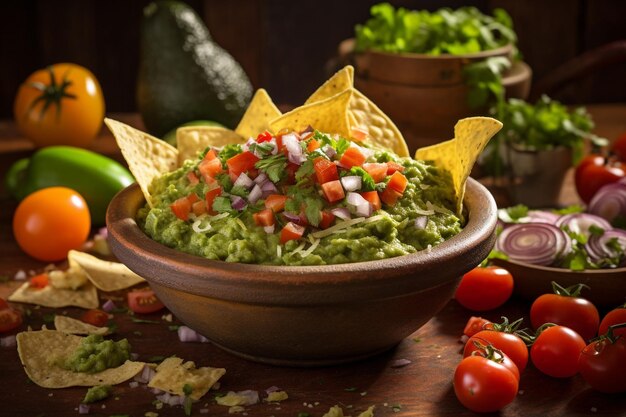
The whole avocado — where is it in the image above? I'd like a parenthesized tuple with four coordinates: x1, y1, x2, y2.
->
(137, 1, 253, 137)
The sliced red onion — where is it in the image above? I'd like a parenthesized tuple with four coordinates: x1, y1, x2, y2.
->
(585, 229, 626, 265)
(254, 172, 268, 184)
(496, 223, 571, 266)
(230, 196, 247, 211)
(1, 335, 17, 348)
(282, 212, 304, 225)
(556, 213, 612, 237)
(619, 177, 626, 185)
(414, 216, 427, 229)
(134, 365, 157, 383)
(341, 176, 362, 192)
(390, 358, 412, 368)
(178, 326, 209, 343)
(234, 172, 254, 189)
(101, 299, 116, 313)
(331, 207, 351, 220)
(526, 210, 560, 224)
(323, 145, 337, 159)
(588, 182, 626, 224)
(247, 184, 263, 204)
(264, 225, 275, 234)
(78, 404, 90, 414)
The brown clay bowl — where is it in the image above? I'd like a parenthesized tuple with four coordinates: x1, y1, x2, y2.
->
(107, 179, 497, 366)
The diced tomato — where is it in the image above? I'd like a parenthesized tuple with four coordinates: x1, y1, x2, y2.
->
(307, 138, 321, 152)
(298, 211, 309, 227)
(380, 187, 403, 206)
(319, 211, 335, 229)
(360, 191, 382, 211)
(127, 288, 165, 314)
(170, 196, 192, 221)
(81, 309, 109, 327)
(463, 316, 493, 338)
(386, 161, 405, 175)
(29, 273, 49, 289)
(286, 162, 299, 184)
(0, 308, 22, 333)
(227, 151, 259, 177)
(321, 180, 345, 203)
(187, 171, 200, 185)
(257, 131, 273, 143)
(198, 158, 223, 183)
(203, 148, 219, 161)
(265, 194, 288, 212)
(253, 208, 276, 227)
(280, 222, 305, 244)
(186, 193, 199, 204)
(205, 187, 223, 215)
(192, 200, 207, 216)
(387, 171, 408, 193)
(350, 126, 368, 141)
(313, 157, 339, 184)
(340, 146, 366, 168)
(363, 163, 388, 182)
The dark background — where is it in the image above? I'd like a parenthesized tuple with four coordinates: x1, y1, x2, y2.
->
(1, 0, 625, 120)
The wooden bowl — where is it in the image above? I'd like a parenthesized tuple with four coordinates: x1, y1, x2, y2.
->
(107, 179, 497, 366)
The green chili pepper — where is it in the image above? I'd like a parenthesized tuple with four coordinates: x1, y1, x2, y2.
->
(5, 146, 134, 225)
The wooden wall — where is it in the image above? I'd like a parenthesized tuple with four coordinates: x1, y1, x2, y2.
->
(1, 0, 625, 119)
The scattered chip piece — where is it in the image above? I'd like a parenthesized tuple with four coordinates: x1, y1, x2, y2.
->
(177, 126, 245, 165)
(235, 88, 282, 139)
(9, 281, 98, 309)
(148, 357, 225, 400)
(68, 250, 145, 292)
(54, 316, 110, 336)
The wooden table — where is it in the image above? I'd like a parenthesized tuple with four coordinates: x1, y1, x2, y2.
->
(1, 109, 625, 417)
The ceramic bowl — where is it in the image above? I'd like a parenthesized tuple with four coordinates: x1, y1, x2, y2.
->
(107, 179, 497, 366)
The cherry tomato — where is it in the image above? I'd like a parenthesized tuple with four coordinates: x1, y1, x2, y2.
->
(598, 305, 626, 337)
(455, 266, 514, 311)
(13, 187, 91, 262)
(128, 288, 165, 314)
(463, 316, 493, 338)
(14, 63, 105, 148)
(574, 154, 625, 203)
(453, 355, 518, 413)
(468, 343, 521, 381)
(612, 132, 626, 161)
(80, 309, 109, 327)
(0, 308, 23, 333)
(530, 284, 599, 341)
(578, 334, 626, 393)
(530, 325, 586, 378)
(464, 330, 529, 372)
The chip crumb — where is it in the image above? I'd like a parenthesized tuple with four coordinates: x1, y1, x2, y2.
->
(265, 391, 288, 403)
(228, 406, 246, 414)
(161, 314, 173, 322)
(145, 412, 158, 417)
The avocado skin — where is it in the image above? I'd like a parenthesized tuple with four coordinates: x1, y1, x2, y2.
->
(137, 1, 253, 137)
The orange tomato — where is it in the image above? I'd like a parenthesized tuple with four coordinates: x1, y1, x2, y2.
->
(13, 63, 104, 148)
(13, 187, 91, 261)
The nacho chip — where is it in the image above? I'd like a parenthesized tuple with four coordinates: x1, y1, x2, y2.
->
(54, 316, 110, 336)
(235, 88, 282, 139)
(270, 89, 353, 139)
(177, 126, 245, 165)
(68, 250, 145, 292)
(148, 357, 225, 400)
(16, 330, 143, 388)
(304, 66, 354, 105)
(414, 117, 502, 215)
(104, 118, 178, 207)
(9, 281, 98, 309)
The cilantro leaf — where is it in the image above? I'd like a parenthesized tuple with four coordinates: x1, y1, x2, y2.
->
(588, 224, 605, 237)
(335, 138, 350, 155)
(255, 154, 287, 183)
(347, 166, 376, 191)
(212, 196, 233, 213)
(295, 159, 314, 182)
(505, 204, 528, 221)
(216, 173, 233, 191)
(553, 204, 585, 215)
(249, 142, 274, 157)
(313, 130, 333, 146)
(229, 185, 249, 198)
(218, 144, 243, 166)
(304, 197, 324, 227)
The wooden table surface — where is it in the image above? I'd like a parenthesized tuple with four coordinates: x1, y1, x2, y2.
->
(1, 109, 626, 417)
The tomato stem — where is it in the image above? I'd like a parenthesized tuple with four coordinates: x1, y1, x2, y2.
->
(24, 66, 77, 122)
(551, 281, 588, 298)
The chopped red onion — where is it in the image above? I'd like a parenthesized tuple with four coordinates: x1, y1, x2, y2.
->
(1, 335, 17, 348)
(265, 386, 281, 394)
(341, 176, 362, 192)
(588, 182, 626, 224)
(331, 207, 351, 220)
(178, 325, 209, 343)
(234, 172, 254, 189)
(261, 180, 279, 195)
(390, 358, 412, 368)
(282, 212, 304, 224)
(247, 184, 263, 204)
(151, 387, 164, 395)
(556, 213, 612, 237)
(264, 225, 275, 234)
(78, 404, 90, 414)
(414, 216, 427, 229)
(101, 299, 116, 313)
(585, 229, 626, 265)
(323, 145, 337, 159)
(230, 196, 247, 211)
(134, 364, 157, 383)
(254, 172, 268, 184)
(156, 392, 186, 406)
(269, 138, 278, 155)
(346, 192, 367, 206)
(496, 223, 571, 266)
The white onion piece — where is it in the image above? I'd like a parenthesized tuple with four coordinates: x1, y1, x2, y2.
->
(341, 176, 362, 192)
(588, 182, 626, 224)
(323, 145, 337, 159)
(248, 184, 263, 204)
(101, 299, 116, 313)
(556, 213, 612, 237)
(496, 223, 571, 266)
(283, 134, 305, 165)
(234, 173, 254, 189)
(585, 229, 626, 264)
(390, 358, 412, 368)
(414, 216, 427, 229)
(0, 335, 17, 348)
(331, 207, 351, 220)
(78, 404, 90, 414)
(129, 381, 139, 389)
(355, 202, 373, 217)
(134, 365, 157, 383)
(346, 192, 367, 207)
(346, 192, 372, 217)
(265, 386, 281, 394)
(254, 172, 268, 184)
(156, 392, 186, 406)
(264, 225, 275, 234)
(230, 196, 247, 211)
(178, 325, 209, 343)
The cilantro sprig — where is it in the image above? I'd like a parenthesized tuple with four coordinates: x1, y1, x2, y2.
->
(255, 154, 287, 183)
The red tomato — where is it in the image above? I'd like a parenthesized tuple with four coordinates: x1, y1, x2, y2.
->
(612, 132, 626, 161)
(170, 196, 193, 221)
(455, 266, 514, 311)
(191, 200, 206, 216)
(530, 286, 599, 341)
(0, 308, 23, 333)
(463, 316, 493, 338)
(339, 147, 366, 168)
(307, 138, 320, 152)
(253, 208, 275, 227)
(265, 194, 288, 212)
(453, 355, 518, 413)
(256, 131, 272, 143)
(464, 330, 529, 372)
(81, 309, 109, 327)
(578, 334, 626, 393)
(318, 211, 335, 229)
(360, 191, 381, 211)
(198, 158, 223, 182)
(350, 126, 368, 141)
(29, 273, 49, 289)
(321, 180, 345, 203)
(204, 187, 223, 214)
(187, 171, 200, 185)
(13, 187, 91, 262)
(127, 289, 165, 314)
(313, 157, 339, 184)
(574, 154, 625, 203)
(280, 222, 305, 244)
(530, 325, 585, 378)
(227, 151, 259, 177)
(362, 163, 388, 183)
(387, 171, 408, 193)
(598, 305, 626, 337)
(203, 149, 218, 161)
(386, 161, 404, 175)
(380, 187, 402, 206)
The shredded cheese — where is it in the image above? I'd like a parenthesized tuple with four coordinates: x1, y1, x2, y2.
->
(362, 214, 386, 224)
(235, 218, 247, 231)
(311, 217, 366, 239)
(290, 242, 306, 256)
(414, 208, 435, 216)
(300, 238, 321, 258)
(276, 245, 282, 258)
(419, 183, 431, 190)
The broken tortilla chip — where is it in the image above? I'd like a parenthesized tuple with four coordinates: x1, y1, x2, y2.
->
(414, 117, 502, 215)
(54, 316, 110, 336)
(148, 357, 225, 400)
(68, 250, 145, 292)
(104, 118, 178, 207)
(9, 281, 98, 309)
(177, 126, 245, 165)
(16, 330, 144, 388)
(304, 66, 354, 105)
(235, 88, 282, 139)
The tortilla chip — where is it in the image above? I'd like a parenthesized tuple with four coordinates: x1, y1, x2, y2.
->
(270, 89, 353, 139)
(414, 117, 502, 215)
(9, 281, 98, 309)
(148, 357, 226, 400)
(177, 126, 245, 165)
(304, 66, 354, 105)
(16, 330, 144, 388)
(68, 250, 144, 292)
(54, 316, 110, 336)
(104, 118, 178, 207)
(235, 88, 282, 139)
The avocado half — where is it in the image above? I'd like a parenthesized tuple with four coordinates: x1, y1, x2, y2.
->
(137, 1, 253, 137)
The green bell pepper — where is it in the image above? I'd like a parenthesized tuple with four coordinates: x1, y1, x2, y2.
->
(5, 146, 135, 226)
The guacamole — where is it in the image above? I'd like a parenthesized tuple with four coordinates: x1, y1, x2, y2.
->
(83, 385, 112, 403)
(138, 130, 462, 265)
(63, 334, 131, 374)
